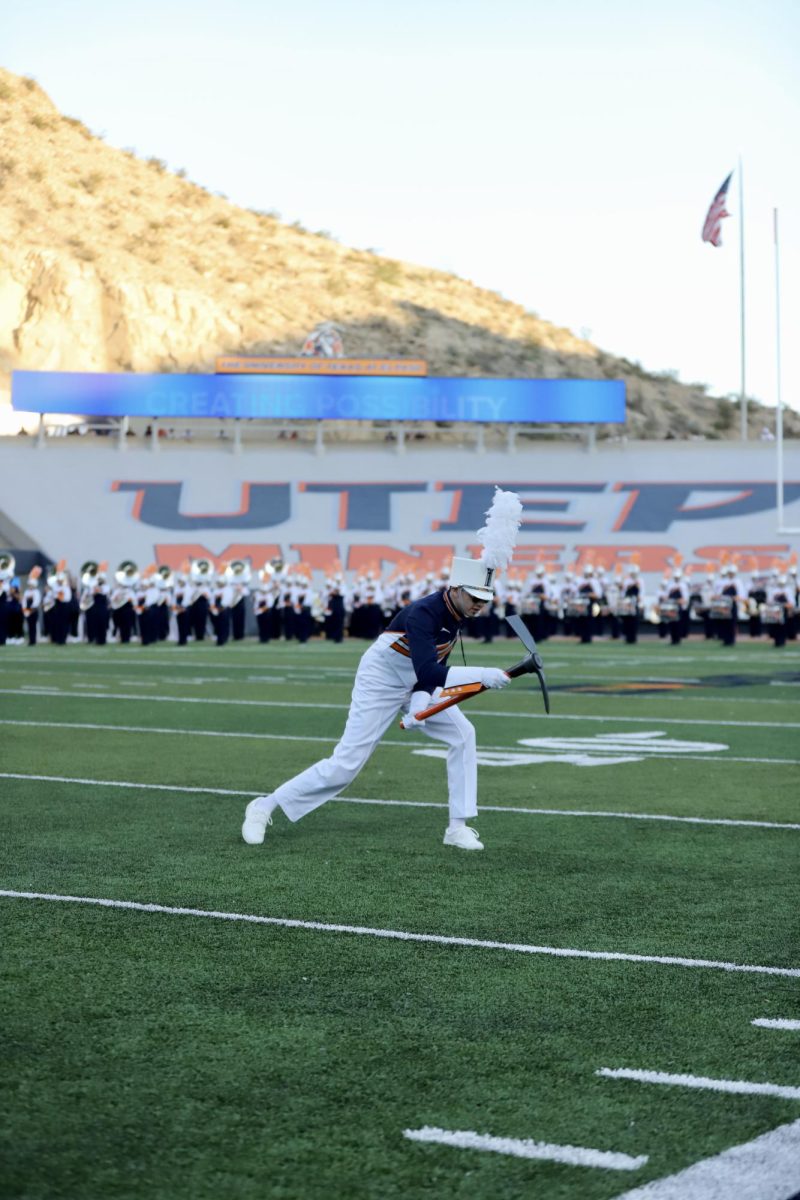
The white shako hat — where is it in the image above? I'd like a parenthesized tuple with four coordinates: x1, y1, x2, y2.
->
(450, 557, 496, 601)
(450, 487, 523, 602)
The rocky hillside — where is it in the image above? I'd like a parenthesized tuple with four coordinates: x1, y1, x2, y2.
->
(0, 67, 794, 439)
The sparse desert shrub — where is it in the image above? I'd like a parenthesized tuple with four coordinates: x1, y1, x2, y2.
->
(28, 166, 44, 182)
(214, 216, 231, 229)
(372, 259, 402, 286)
(80, 172, 104, 193)
(0, 81, 12, 100)
(63, 116, 92, 139)
(66, 237, 96, 262)
(146, 156, 167, 172)
(29, 114, 52, 130)
(22, 76, 37, 91)
(326, 275, 347, 296)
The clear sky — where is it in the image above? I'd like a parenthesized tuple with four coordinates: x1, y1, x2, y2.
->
(6, 0, 800, 412)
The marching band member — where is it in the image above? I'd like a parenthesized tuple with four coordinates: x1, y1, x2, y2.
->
(242, 488, 522, 853)
(525, 564, 553, 642)
(110, 562, 138, 643)
(747, 569, 768, 638)
(574, 565, 601, 644)
(209, 568, 234, 646)
(765, 572, 795, 648)
(323, 573, 347, 643)
(291, 572, 315, 644)
(137, 567, 162, 646)
(189, 559, 214, 641)
(227, 562, 251, 641)
(0, 554, 13, 645)
(22, 566, 42, 646)
(713, 563, 744, 646)
(619, 564, 642, 644)
(50, 562, 72, 646)
(659, 568, 689, 645)
(172, 566, 192, 646)
(82, 562, 111, 646)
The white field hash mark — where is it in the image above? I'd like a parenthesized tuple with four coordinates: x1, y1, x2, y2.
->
(611, 1116, 800, 1200)
(1, 891, 799, 978)
(403, 1127, 647, 1171)
(753, 1018, 800, 1031)
(2, 771, 800, 833)
(597, 1067, 800, 1102)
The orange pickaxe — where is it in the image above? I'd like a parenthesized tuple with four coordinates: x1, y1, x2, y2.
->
(401, 614, 550, 725)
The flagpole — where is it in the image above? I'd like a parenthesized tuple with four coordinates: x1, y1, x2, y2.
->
(774, 207, 784, 530)
(738, 156, 747, 441)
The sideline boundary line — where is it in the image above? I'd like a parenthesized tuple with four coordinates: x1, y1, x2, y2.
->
(2, 889, 798, 977)
(1, 772, 798, 831)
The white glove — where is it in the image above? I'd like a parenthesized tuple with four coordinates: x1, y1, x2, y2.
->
(400, 690, 431, 729)
(480, 667, 511, 690)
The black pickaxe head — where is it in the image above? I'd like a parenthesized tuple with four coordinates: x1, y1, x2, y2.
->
(504, 613, 551, 714)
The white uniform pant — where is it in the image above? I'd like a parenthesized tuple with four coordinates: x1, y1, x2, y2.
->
(272, 640, 478, 824)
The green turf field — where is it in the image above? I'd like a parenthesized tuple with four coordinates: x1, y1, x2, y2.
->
(2, 636, 799, 1199)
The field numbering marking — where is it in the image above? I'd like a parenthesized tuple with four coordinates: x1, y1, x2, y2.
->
(597, 1067, 800, 1102)
(753, 1018, 800, 1031)
(1, 890, 799, 978)
(403, 1127, 647, 1171)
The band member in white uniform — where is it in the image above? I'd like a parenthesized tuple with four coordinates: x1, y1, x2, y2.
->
(22, 567, 42, 645)
(242, 489, 523, 852)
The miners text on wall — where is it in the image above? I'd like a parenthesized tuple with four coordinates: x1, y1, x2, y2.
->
(0, 440, 797, 580)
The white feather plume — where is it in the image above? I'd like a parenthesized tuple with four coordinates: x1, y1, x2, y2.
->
(476, 487, 523, 571)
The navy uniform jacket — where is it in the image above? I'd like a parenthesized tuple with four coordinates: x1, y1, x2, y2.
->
(384, 588, 464, 693)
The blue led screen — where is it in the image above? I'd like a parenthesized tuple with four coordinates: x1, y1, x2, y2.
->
(12, 371, 625, 424)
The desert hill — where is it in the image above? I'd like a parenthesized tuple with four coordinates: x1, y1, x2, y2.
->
(0, 67, 794, 440)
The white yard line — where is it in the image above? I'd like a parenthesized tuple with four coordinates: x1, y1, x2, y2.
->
(2, 770, 799, 832)
(1, 717, 798, 768)
(1, 688, 797, 730)
(403, 1126, 647, 1170)
(752, 1019, 800, 1031)
(610, 1117, 800, 1200)
(1, 889, 798, 977)
(597, 1067, 800, 1101)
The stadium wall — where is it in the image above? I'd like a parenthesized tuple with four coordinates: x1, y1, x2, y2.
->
(0, 439, 797, 585)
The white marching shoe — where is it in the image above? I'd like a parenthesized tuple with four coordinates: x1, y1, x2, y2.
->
(443, 825, 484, 851)
(241, 797, 273, 845)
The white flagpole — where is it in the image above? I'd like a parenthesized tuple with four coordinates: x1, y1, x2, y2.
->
(774, 207, 785, 531)
(738, 156, 747, 442)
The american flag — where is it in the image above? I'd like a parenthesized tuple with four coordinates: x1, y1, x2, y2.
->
(701, 172, 733, 247)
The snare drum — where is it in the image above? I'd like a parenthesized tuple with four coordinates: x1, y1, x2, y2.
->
(615, 597, 638, 617)
(710, 598, 734, 619)
(762, 603, 785, 626)
(544, 600, 560, 616)
(566, 598, 591, 618)
(658, 600, 681, 622)
(527, 596, 543, 615)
